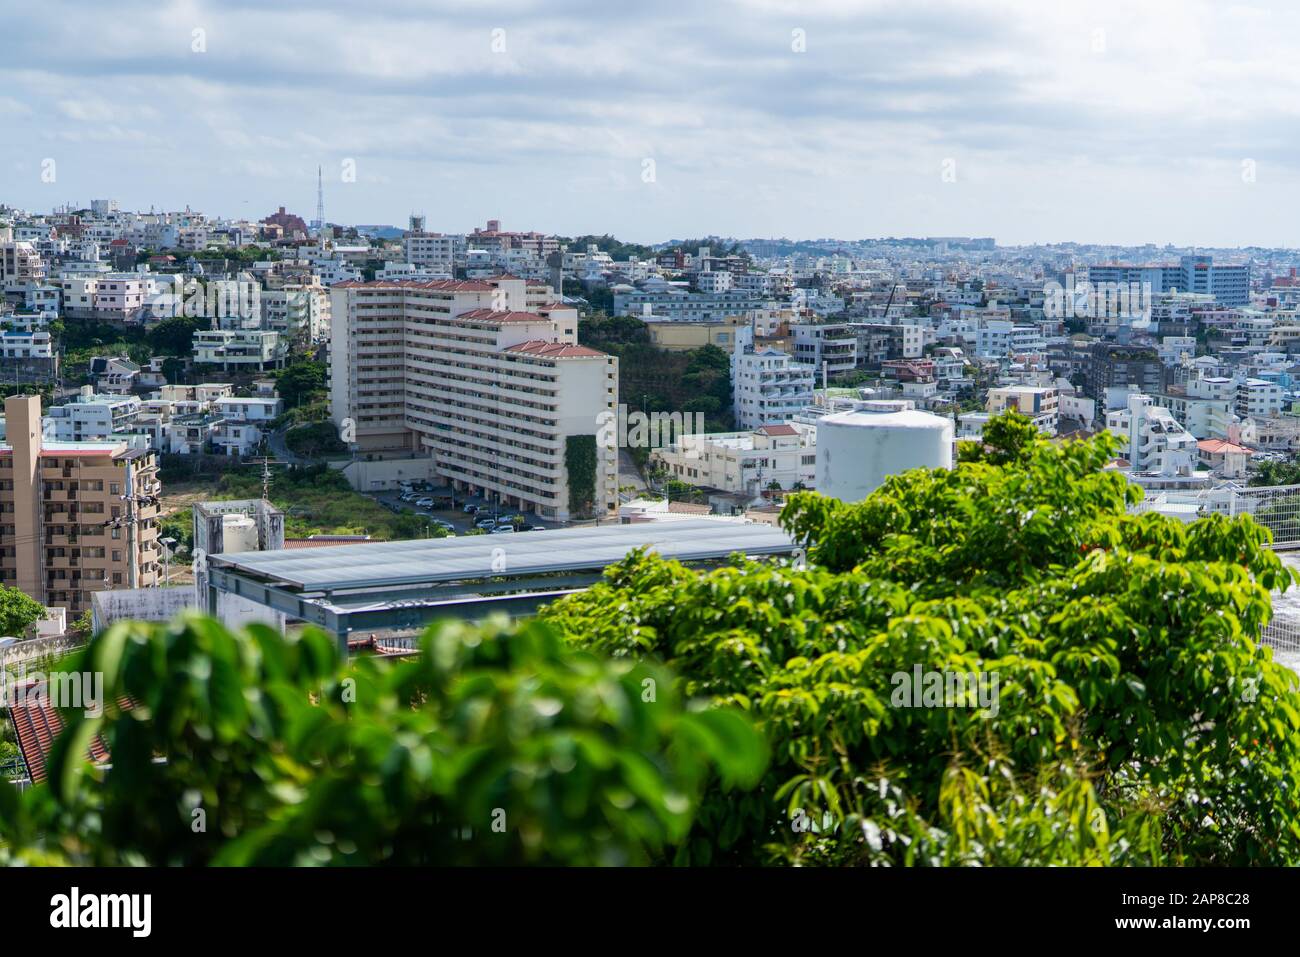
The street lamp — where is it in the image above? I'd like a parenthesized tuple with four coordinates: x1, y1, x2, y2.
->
(160, 536, 177, 587)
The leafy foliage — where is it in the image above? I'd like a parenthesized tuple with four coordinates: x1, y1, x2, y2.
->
(542, 412, 1300, 865)
(0, 615, 765, 865)
(565, 434, 597, 518)
(274, 359, 328, 408)
(0, 584, 46, 638)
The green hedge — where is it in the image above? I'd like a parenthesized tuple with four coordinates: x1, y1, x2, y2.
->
(565, 434, 597, 518)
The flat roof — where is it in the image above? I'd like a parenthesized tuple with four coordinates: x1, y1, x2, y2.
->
(208, 519, 796, 592)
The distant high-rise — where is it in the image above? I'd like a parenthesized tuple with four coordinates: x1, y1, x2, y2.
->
(1087, 256, 1249, 306)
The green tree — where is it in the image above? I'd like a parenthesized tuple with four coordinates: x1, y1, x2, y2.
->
(274, 360, 328, 408)
(1249, 460, 1300, 488)
(542, 411, 1300, 865)
(149, 316, 202, 356)
(0, 585, 45, 638)
(0, 615, 764, 865)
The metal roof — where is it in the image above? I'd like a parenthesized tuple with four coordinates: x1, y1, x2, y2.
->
(207, 519, 796, 592)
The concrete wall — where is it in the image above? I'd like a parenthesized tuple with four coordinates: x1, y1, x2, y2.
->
(336, 455, 438, 491)
(91, 586, 196, 633)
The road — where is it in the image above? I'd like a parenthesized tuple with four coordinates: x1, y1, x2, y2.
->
(267, 426, 306, 465)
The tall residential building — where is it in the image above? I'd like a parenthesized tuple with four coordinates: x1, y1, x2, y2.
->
(1, 395, 161, 615)
(329, 277, 618, 521)
(732, 326, 816, 430)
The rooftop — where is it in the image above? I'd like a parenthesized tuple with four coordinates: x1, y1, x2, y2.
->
(209, 519, 795, 593)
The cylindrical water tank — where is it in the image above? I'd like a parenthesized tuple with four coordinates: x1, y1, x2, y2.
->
(221, 514, 261, 554)
(816, 401, 954, 502)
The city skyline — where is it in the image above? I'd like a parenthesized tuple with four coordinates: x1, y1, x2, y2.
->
(6, 0, 1300, 248)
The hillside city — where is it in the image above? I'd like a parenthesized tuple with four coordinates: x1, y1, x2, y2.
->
(0, 192, 1298, 889)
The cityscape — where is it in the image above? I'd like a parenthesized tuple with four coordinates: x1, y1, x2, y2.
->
(0, 0, 1292, 935)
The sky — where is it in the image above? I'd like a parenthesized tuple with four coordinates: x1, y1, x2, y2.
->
(3, 0, 1300, 247)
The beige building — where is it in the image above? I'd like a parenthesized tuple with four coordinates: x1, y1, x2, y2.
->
(1, 395, 161, 616)
(646, 316, 748, 352)
(330, 277, 618, 521)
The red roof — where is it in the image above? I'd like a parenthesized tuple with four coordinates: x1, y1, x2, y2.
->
(334, 279, 496, 292)
(458, 309, 547, 324)
(7, 681, 127, 784)
(757, 424, 798, 436)
(1197, 439, 1254, 455)
(503, 340, 607, 358)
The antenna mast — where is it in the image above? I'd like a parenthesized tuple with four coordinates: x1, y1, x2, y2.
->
(316, 165, 325, 235)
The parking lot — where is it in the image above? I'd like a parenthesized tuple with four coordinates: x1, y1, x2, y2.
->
(367, 483, 568, 537)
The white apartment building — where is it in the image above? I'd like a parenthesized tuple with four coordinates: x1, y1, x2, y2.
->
(193, 328, 283, 369)
(405, 231, 465, 272)
(697, 270, 733, 294)
(1237, 377, 1284, 418)
(0, 241, 46, 296)
(652, 422, 817, 495)
(330, 277, 617, 521)
(732, 326, 817, 430)
(0, 327, 53, 359)
(261, 283, 330, 345)
(977, 320, 1047, 358)
(215, 397, 283, 423)
(45, 390, 142, 442)
(1106, 393, 1200, 478)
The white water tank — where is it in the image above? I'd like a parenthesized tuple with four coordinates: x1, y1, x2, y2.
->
(816, 400, 954, 502)
(221, 514, 261, 554)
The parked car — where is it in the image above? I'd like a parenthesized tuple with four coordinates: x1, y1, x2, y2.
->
(528, 525, 547, 531)
(475, 518, 497, 529)
(432, 519, 455, 530)
(490, 525, 515, 534)
(416, 497, 435, 508)
(463, 503, 481, 514)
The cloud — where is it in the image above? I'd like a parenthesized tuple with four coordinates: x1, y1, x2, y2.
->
(0, 0, 1297, 245)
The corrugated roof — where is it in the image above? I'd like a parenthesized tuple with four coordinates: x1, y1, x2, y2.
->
(208, 519, 795, 592)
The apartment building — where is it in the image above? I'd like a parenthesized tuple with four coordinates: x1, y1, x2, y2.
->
(732, 326, 817, 430)
(1087, 256, 1249, 306)
(791, 321, 857, 378)
(193, 328, 283, 369)
(1105, 393, 1201, 481)
(330, 277, 617, 521)
(0, 395, 161, 615)
(1086, 343, 1164, 402)
(0, 241, 46, 297)
(652, 422, 817, 495)
(612, 289, 762, 321)
(45, 389, 142, 442)
(404, 231, 465, 272)
(260, 282, 330, 345)
(1236, 377, 1284, 418)
(986, 386, 1059, 434)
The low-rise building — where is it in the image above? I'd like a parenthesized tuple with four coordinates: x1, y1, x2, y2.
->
(652, 422, 817, 495)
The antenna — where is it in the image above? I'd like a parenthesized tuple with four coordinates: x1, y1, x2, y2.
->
(316, 165, 325, 234)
